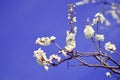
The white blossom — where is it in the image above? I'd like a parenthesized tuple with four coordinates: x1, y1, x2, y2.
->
(59, 49, 67, 56)
(34, 48, 51, 71)
(68, 14, 71, 19)
(36, 36, 56, 46)
(69, 7, 73, 12)
(95, 34, 104, 41)
(104, 42, 116, 53)
(87, 18, 90, 23)
(65, 27, 77, 52)
(106, 72, 111, 77)
(50, 36, 56, 41)
(93, 12, 105, 24)
(73, 26, 77, 34)
(34, 48, 47, 61)
(34, 48, 51, 65)
(72, 17, 77, 22)
(44, 66, 49, 71)
(49, 54, 61, 62)
(66, 31, 75, 40)
(65, 44, 76, 52)
(84, 25, 95, 38)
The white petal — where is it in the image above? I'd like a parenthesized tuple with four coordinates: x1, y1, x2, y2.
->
(44, 66, 49, 71)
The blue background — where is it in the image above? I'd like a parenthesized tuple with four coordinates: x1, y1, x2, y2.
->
(1, 0, 120, 80)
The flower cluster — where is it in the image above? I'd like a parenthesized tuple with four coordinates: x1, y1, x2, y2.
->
(34, 35, 62, 71)
(83, 12, 117, 53)
(82, 12, 117, 77)
(34, 48, 61, 71)
(93, 12, 105, 24)
(33, 4, 78, 71)
(84, 13, 105, 39)
(65, 27, 77, 52)
(68, 4, 77, 24)
(68, 4, 75, 13)
(64, 4, 77, 53)
(105, 42, 116, 53)
(36, 36, 56, 46)
(33, 48, 51, 71)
